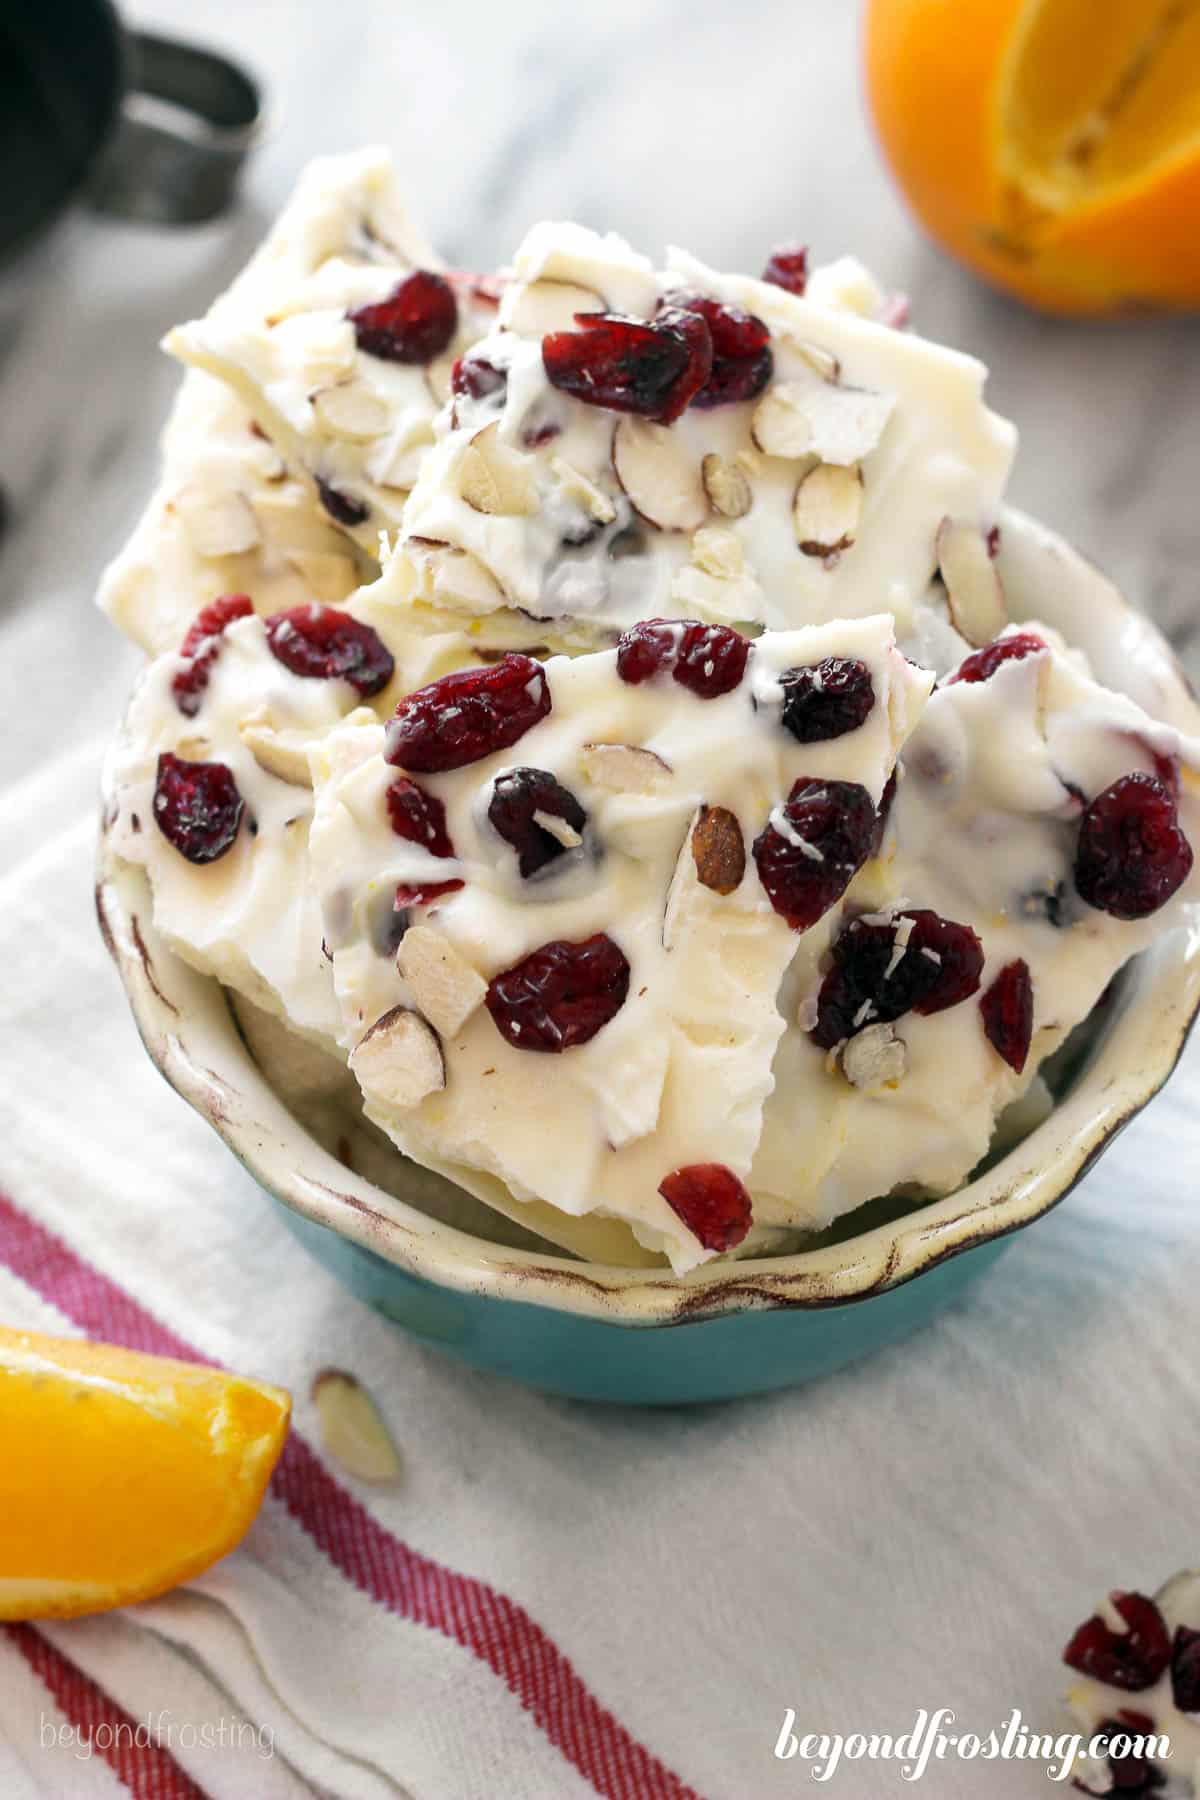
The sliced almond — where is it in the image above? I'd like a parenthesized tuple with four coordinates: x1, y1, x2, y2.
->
(751, 383, 814, 460)
(691, 525, 745, 580)
(789, 339, 841, 382)
(793, 461, 863, 558)
(937, 517, 1007, 647)
(841, 1022, 907, 1090)
(532, 810, 583, 849)
(299, 316, 359, 383)
(246, 428, 288, 482)
(458, 420, 539, 517)
(238, 712, 314, 787)
(176, 486, 261, 558)
(1156, 1568, 1200, 1629)
(312, 381, 389, 441)
(349, 1006, 445, 1110)
(506, 279, 605, 337)
(805, 381, 894, 465)
(550, 457, 617, 525)
(397, 925, 486, 1040)
(753, 369, 893, 466)
(612, 418, 707, 531)
(311, 1369, 401, 1485)
(410, 540, 509, 614)
(804, 255, 888, 320)
(579, 742, 672, 794)
(691, 806, 745, 894)
(366, 419, 435, 492)
(701, 454, 753, 519)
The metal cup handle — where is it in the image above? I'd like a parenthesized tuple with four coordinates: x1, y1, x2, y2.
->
(88, 30, 264, 225)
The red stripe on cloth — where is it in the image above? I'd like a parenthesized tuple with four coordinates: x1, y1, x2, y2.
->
(0, 1192, 703, 1800)
(6, 1622, 206, 1799)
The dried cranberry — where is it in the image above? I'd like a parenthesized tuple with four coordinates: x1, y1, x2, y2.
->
(451, 354, 506, 400)
(1063, 1592, 1172, 1692)
(753, 779, 877, 931)
(264, 605, 394, 697)
(485, 934, 630, 1052)
(153, 753, 243, 864)
(667, 295, 773, 408)
(1074, 773, 1193, 921)
(762, 243, 808, 295)
(674, 625, 751, 698)
(780, 657, 875, 742)
(879, 292, 911, 330)
(542, 308, 712, 424)
(171, 593, 253, 716)
(385, 654, 552, 773)
(488, 767, 587, 878)
(394, 878, 463, 908)
(386, 777, 456, 857)
(1084, 1716, 1165, 1795)
(1171, 1626, 1200, 1714)
(947, 632, 1047, 685)
(348, 270, 458, 364)
(893, 913, 985, 1013)
(615, 618, 750, 698)
(980, 959, 1034, 1072)
(812, 908, 985, 1048)
(316, 476, 369, 528)
(659, 1164, 752, 1252)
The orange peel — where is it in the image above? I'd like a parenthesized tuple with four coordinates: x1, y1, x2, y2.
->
(865, 0, 1200, 314)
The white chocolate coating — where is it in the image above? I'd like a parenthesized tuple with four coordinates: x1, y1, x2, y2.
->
(379, 222, 1014, 646)
(98, 370, 365, 656)
(753, 628, 1200, 1229)
(103, 597, 502, 1044)
(308, 615, 930, 1271)
(165, 148, 498, 559)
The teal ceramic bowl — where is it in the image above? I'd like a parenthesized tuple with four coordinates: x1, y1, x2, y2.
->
(97, 509, 1200, 1404)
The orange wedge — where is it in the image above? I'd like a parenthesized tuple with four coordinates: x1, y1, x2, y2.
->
(865, 0, 1200, 315)
(0, 1327, 290, 1621)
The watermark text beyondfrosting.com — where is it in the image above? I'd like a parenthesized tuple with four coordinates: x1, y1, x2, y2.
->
(774, 1706, 1169, 1783)
(41, 1709, 275, 1764)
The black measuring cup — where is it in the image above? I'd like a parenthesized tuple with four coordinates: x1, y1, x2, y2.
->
(1, 0, 263, 262)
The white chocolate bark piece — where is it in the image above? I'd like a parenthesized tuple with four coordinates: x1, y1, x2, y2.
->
(104, 591, 498, 1046)
(98, 370, 367, 656)
(369, 220, 1013, 647)
(308, 614, 931, 1273)
(1065, 1571, 1200, 1795)
(752, 627, 1200, 1230)
(165, 147, 499, 559)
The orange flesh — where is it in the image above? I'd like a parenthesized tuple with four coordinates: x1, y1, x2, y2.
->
(1000, 0, 1200, 228)
(0, 1329, 290, 1620)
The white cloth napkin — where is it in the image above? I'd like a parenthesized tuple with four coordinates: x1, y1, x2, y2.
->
(4, 698, 1200, 1800)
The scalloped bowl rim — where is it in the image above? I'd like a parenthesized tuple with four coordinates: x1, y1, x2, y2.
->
(96, 506, 1200, 1328)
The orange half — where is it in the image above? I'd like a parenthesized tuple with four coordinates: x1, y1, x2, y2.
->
(0, 1327, 290, 1621)
(865, 0, 1200, 314)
